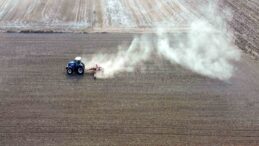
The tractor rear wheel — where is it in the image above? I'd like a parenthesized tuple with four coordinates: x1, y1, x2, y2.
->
(77, 67, 84, 75)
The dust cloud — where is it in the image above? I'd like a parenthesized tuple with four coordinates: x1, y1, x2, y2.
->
(85, 1, 241, 80)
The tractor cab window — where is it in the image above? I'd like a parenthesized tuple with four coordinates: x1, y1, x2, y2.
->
(76, 60, 81, 64)
(75, 57, 82, 64)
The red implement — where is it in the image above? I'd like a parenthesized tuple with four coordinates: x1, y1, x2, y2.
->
(86, 64, 103, 74)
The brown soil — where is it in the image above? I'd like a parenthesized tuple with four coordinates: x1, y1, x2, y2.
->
(0, 33, 259, 145)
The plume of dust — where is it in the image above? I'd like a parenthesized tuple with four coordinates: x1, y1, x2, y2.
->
(84, 2, 241, 80)
(83, 35, 153, 78)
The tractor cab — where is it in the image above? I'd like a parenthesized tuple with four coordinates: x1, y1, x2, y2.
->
(74, 56, 81, 64)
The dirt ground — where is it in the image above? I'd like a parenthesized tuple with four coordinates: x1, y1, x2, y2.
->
(220, 0, 259, 59)
(0, 33, 259, 145)
(0, 0, 204, 31)
(0, 0, 258, 58)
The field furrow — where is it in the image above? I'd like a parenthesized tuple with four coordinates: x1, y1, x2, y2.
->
(0, 0, 258, 56)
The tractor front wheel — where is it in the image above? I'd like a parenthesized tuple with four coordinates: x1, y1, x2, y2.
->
(67, 68, 73, 75)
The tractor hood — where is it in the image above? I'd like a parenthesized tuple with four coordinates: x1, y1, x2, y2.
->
(68, 60, 76, 64)
(66, 60, 76, 68)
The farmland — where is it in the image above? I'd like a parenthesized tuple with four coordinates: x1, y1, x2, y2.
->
(0, 0, 259, 145)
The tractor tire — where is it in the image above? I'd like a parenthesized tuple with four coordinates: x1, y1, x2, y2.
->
(67, 68, 73, 75)
(77, 67, 84, 75)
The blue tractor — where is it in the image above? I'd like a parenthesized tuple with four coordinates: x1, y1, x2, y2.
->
(66, 57, 85, 75)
